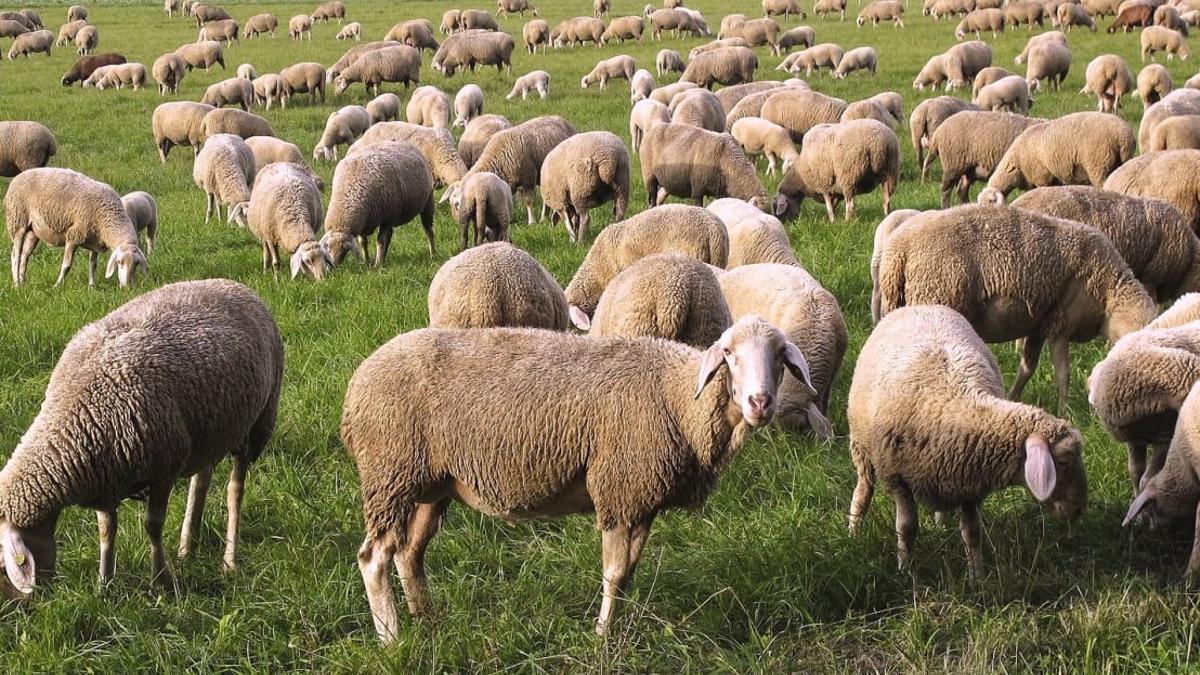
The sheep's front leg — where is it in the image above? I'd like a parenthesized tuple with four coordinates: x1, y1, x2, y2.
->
(145, 481, 175, 589)
(959, 501, 983, 579)
(1145, 442, 1170, 489)
(18, 233, 38, 284)
(54, 241, 78, 287)
(823, 194, 837, 222)
(358, 533, 402, 643)
(87, 250, 99, 286)
(223, 454, 247, 571)
(395, 499, 449, 617)
(596, 524, 632, 635)
(1127, 443, 1148, 493)
(10, 230, 26, 284)
(891, 484, 918, 572)
(523, 189, 536, 225)
(1008, 334, 1045, 401)
(1050, 337, 1071, 407)
(178, 467, 212, 558)
(375, 227, 394, 267)
(97, 509, 117, 585)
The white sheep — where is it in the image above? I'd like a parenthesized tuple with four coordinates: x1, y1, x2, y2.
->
(540, 131, 631, 243)
(427, 242, 568, 329)
(630, 68, 655, 102)
(729, 117, 799, 175)
(366, 92, 402, 124)
(314, 105, 370, 162)
(506, 69, 550, 100)
(452, 84, 484, 128)
(440, 171, 513, 249)
(406, 86, 452, 128)
(193, 133, 255, 224)
(120, 191, 158, 257)
(629, 98, 670, 152)
(231, 162, 330, 280)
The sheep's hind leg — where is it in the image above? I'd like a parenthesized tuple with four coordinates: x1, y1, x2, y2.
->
(10, 230, 27, 284)
(959, 501, 983, 579)
(891, 483, 918, 573)
(97, 509, 117, 585)
(223, 453, 248, 571)
(375, 227, 394, 267)
(54, 241, 77, 287)
(848, 460, 875, 533)
(1008, 334, 1045, 401)
(145, 481, 175, 590)
(1187, 502, 1200, 587)
(1049, 337, 1071, 407)
(359, 531, 402, 643)
(87, 251, 98, 286)
(395, 498, 449, 617)
(178, 467, 212, 558)
(595, 524, 633, 635)
(18, 234, 38, 285)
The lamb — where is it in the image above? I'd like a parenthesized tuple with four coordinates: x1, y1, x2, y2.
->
(1079, 54, 1133, 113)
(461, 9, 500, 31)
(200, 108, 274, 141)
(0, 122, 56, 178)
(6, 168, 148, 288)
(1057, 2, 1097, 29)
(367, 92, 402, 124)
(875, 204, 1157, 403)
(1138, 63, 1173, 108)
(760, 88, 848, 142)
(334, 46, 421, 97)
(564, 204, 729, 317)
(440, 9, 461, 34)
(582, 54, 637, 89)
(253, 74, 287, 110)
(243, 13, 278, 38)
(151, 101, 212, 161)
(92, 62, 147, 90)
(506, 69, 550, 100)
(981, 112, 1136, 200)
(1142, 26, 1192, 61)
(523, 18, 549, 53)
(1110, 2, 1154, 30)
(764, 0, 806, 18)
(174, 40, 225, 71)
(198, 18, 238, 44)
(314, 105, 371, 161)
(971, 66, 1016, 98)
(780, 43, 843, 76)
(383, 19, 440, 51)
(281, 62, 328, 105)
(1148, 114, 1200, 150)
(913, 40, 992, 90)
(681, 46, 757, 88)
(440, 171, 513, 249)
(602, 15, 645, 43)
(321, 141, 436, 266)
(458, 114, 511, 166)
(777, 26, 815, 51)
(1140, 89, 1200, 149)
(0, 279, 282, 595)
(353, 122, 467, 188)
(342, 313, 811, 642)
(909, 96, 979, 178)
(8, 30, 53, 59)
(833, 46, 877, 77)
(670, 88, 726, 131)
(974, 75, 1034, 113)
(924, 111, 1042, 207)
(956, 8, 1005, 37)
(656, 48, 685, 75)
(629, 99, 670, 151)
(713, 81, 785, 113)
(202, 77, 254, 111)
(847, 305, 1086, 577)
(640, 124, 765, 208)
(55, 19, 86, 47)
(311, 1, 346, 23)
(431, 30, 515, 76)
(406, 86, 452, 128)
(730, 117, 798, 175)
(774, 119, 899, 221)
(74, 25, 97, 55)
(630, 68, 655, 102)
(230, 163, 329, 280)
(464, 115, 576, 224)
(540, 131, 631, 243)
(288, 14, 313, 40)
(1024, 40, 1071, 91)
(707, 197, 801, 267)
(857, 0, 906, 26)
(427, 243, 568, 330)
(192, 133, 254, 224)
(1105, 149, 1200, 227)
(337, 22, 362, 41)
(245, 136, 324, 190)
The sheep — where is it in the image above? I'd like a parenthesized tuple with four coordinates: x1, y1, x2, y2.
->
(428, 243, 568, 330)
(1105, 149, 1200, 227)
(7, 29, 52, 59)
(237, 63, 256, 81)
(464, 116, 576, 225)
(706, 198, 799, 269)
(594, 0, 612, 16)
(230, 163, 329, 280)
(198, 18, 238, 44)
(1140, 89, 1200, 149)
(440, 9, 461, 34)
(777, 26, 815, 53)
(914, 40, 992, 90)
(523, 18, 549, 52)
(833, 46, 877, 77)
(67, 5, 87, 22)
(540, 132, 631, 244)
(0, 279, 282, 595)
(400, 86, 449, 130)
(640, 124, 765, 209)
(440, 172, 513, 249)
(54, 19, 86, 47)
(760, 89, 848, 142)
(17, 9, 41, 29)
(459, 114, 511, 166)
(497, 0, 540, 18)
(1024, 41, 1071, 91)
(842, 97, 899, 128)
(981, 112, 1135, 200)
(0, 19, 30, 41)
(165, 0, 179, 17)
(974, 75, 1034, 113)
(1079, 54, 1133, 113)
(461, 9, 500, 31)
(191, 4, 231, 26)
(720, 17, 781, 54)
(506, 69, 550, 100)
(867, 209, 924, 321)
(780, 43, 843, 76)
(730, 117, 798, 176)
(174, 40, 225, 71)
(924, 111, 1042, 207)
(857, 0, 906, 26)
(151, 101, 212, 162)
(764, 0, 806, 17)
(383, 19, 440, 51)
(847, 305, 1085, 578)
(1083, 0, 1120, 16)
(1143, 26, 1192, 61)
(243, 13, 278, 38)
(875, 204, 1157, 403)
(63, 52, 124, 85)
(971, 66, 1016, 98)
(956, 8, 1004, 37)
(93, 62, 148, 91)
(202, 77, 254, 111)
(1138, 63, 1173, 108)
(1004, 0, 1046, 27)
(909, 96, 978, 177)
(1057, 2, 1097, 29)
(321, 141, 436, 266)
(713, 81, 785, 113)
(288, 14, 313, 41)
(367, 92, 402, 124)
(655, 49, 684, 76)
(1156, 3, 1189, 32)
(342, 313, 811, 643)
(670, 88, 726, 131)
(814, 0, 848, 20)
(679, 46, 756, 89)
(630, 69, 655, 102)
(648, 8, 707, 39)
(311, 1, 346, 24)
(0, 122, 56, 178)
(774, 119, 899, 222)
(6, 168, 148, 288)
(1148, 114, 1200, 150)
(602, 15, 645, 43)
(314, 105, 370, 161)
(353, 122, 468, 189)
(253, 74, 288, 110)
(431, 30, 515, 76)
(649, 80, 699, 104)
(245, 136, 324, 190)
(629, 99, 670, 152)
(73, 25, 97, 56)
(193, 133, 255, 224)
(552, 16, 607, 46)
(334, 46, 420, 97)
(1110, 2, 1154, 30)
(583, 54, 637, 89)
(337, 22, 362, 41)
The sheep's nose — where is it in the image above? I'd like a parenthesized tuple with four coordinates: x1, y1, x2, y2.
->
(749, 393, 772, 414)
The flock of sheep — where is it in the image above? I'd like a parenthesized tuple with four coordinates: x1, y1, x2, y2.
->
(8, 0, 1200, 648)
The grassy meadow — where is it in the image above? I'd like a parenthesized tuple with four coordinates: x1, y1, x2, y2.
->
(2, 0, 1200, 670)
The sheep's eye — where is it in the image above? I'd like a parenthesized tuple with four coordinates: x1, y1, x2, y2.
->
(722, 347, 732, 357)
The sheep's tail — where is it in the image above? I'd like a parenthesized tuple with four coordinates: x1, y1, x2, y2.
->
(876, 247, 906, 316)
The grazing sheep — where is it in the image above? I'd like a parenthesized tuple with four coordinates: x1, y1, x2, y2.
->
(464, 116, 576, 225)
(366, 92, 402, 124)
(640, 124, 765, 208)
(0, 122, 56, 178)
(1080, 54, 1133, 113)
(334, 46, 420, 97)
(760, 88, 848, 142)
(1140, 88, 1200, 148)
(245, 136, 324, 190)
(67, 5, 87, 22)
(1105, 149, 1200, 227)
(583, 54, 637, 89)
(191, 4, 232, 26)
(311, 1, 345, 24)
(353, 122, 468, 188)
(842, 96, 899, 128)
(8, 30, 53, 59)
(498, 0, 540, 18)
(523, 18, 549, 53)
(314, 105, 371, 161)
(506, 69, 550, 100)
(848, 305, 1085, 577)
(202, 77, 254, 111)
(564, 204, 728, 317)
(404, 86, 451, 129)
(876, 204, 1157, 403)
(974, 74, 1034, 113)
(7, 168, 148, 288)
(441, 171, 513, 249)
(74, 25, 97, 56)
(1082, 0, 1120, 16)
(1110, 2, 1154, 30)
(670, 88, 726, 131)
(814, 0, 848, 20)
(540, 131, 631, 243)
(458, 114, 511, 166)
(431, 30, 515, 76)
(55, 20, 86, 47)
(1057, 2, 1097, 29)
(428, 243, 568, 329)
(730, 117, 798, 175)
(440, 9, 461, 34)
(777, 26, 815, 53)
(63, 53, 126, 86)
(1155, 3, 1189, 33)
(1142, 26, 1191, 61)
(151, 101, 212, 161)
(868, 209, 924, 321)
(461, 9, 500, 31)
(0, 279, 282, 594)
(833, 46, 877, 77)
(92, 62, 148, 91)
(630, 69, 655, 102)
(780, 43, 843, 75)
(648, 8, 708, 39)
(971, 66, 1015, 98)
(680, 46, 757, 88)
(656, 48, 685, 75)
(253, 74, 288, 110)
(713, 81, 785, 113)
(193, 133, 255, 224)
(174, 40, 225, 71)
(1148, 114, 1200, 150)
(383, 19, 440, 51)
(1024, 40, 1071, 91)
(981, 112, 1136, 200)
(956, 8, 1004, 37)
(1004, 0, 1046, 27)
(764, 0, 806, 18)
(337, 22, 362, 41)
(198, 18, 238, 44)
(236, 63, 255, 81)
(925, 111, 1042, 207)
(1138, 63, 1173, 108)
(774, 119, 899, 221)
(602, 15, 645, 43)
(200, 108, 274, 142)
(231, 163, 329, 280)
(243, 13, 278, 38)
(322, 141, 436, 266)
(909, 96, 978, 178)
(342, 314, 809, 643)
(629, 99, 670, 152)
(288, 14, 313, 41)
(914, 40, 992, 90)
(707, 198, 800, 267)
(720, 17, 782, 54)
(857, 0, 906, 26)
(649, 80, 699, 104)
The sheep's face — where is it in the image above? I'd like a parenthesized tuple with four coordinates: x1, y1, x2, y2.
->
(321, 231, 363, 265)
(773, 192, 802, 221)
(695, 315, 817, 428)
(0, 520, 54, 600)
(1030, 430, 1087, 521)
(333, 76, 350, 95)
(291, 241, 333, 280)
(105, 243, 149, 288)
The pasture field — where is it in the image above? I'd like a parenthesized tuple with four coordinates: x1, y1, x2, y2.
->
(2, 0, 1200, 670)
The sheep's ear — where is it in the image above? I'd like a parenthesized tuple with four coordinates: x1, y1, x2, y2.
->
(290, 249, 305, 279)
(135, 250, 149, 275)
(782, 341, 817, 396)
(1024, 434, 1057, 502)
(105, 250, 119, 279)
(229, 202, 248, 227)
(1, 525, 35, 595)
(695, 340, 727, 399)
(773, 194, 789, 217)
(320, 244, 334, 268)
(348, 238, 364, 261)
(568, 305, 591, 331)
(1123, 485, 1157, 527)
(805, 402, 833, 439)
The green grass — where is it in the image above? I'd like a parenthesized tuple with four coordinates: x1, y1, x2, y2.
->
(2, 0, 1200, 671)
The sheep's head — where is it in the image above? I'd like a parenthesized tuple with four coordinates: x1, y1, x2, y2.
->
(105, 243, 149, 288)
(977, 187, 1005, 206)
(438, 181, 465, 220)
(320, 231, 364, 265)
(1023, 430, 1087, 521)
(291, 241, 333, 280)
(856, 15, 865, 26)
(695, 315, 818, 429)
(333, 76, 350, 95)
(228, 201, 249, 227)
(0, 520, 55, 600)
(580, 74, 592, 88)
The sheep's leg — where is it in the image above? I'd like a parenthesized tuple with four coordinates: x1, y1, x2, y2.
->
(626, 515, 655, 575)
(54, 241, 77, 287)
(1050, 337, 1071, 406)
(145, 481, 175, 589)
(959, 501, 983, 579)
(957, 175, 972, 205)
(523, 189, 536, 225)
(578, 208, 591, 243)
(204, 192, 214, 224)
(420, 198, 437, 257)
(1128, 443, 1148, 492)
(222, 453, 247, 571)
(375, 226, 394, 266)
(1008, 335, 1045, 401)
(87, 250, 99, 286)
(18, 234, 38, 285)
(613, 183, 628, 223)
(1144, 442, 1170, 488)
(1187, 502, 1200, 587)
(11, 230, 27, 284)
(823, 194, 836, 222)
(395, 498, 449, 617)
(766, 154, 777, 175)
(358, 533, 402, 644)
(97, 509, 117, 585)
(848, 462, 874, 534)
(891, 484, 919, 572)
(178, 467, 212, 558)
(595, 524, 632, 635)
(845, 195, 857, 221)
